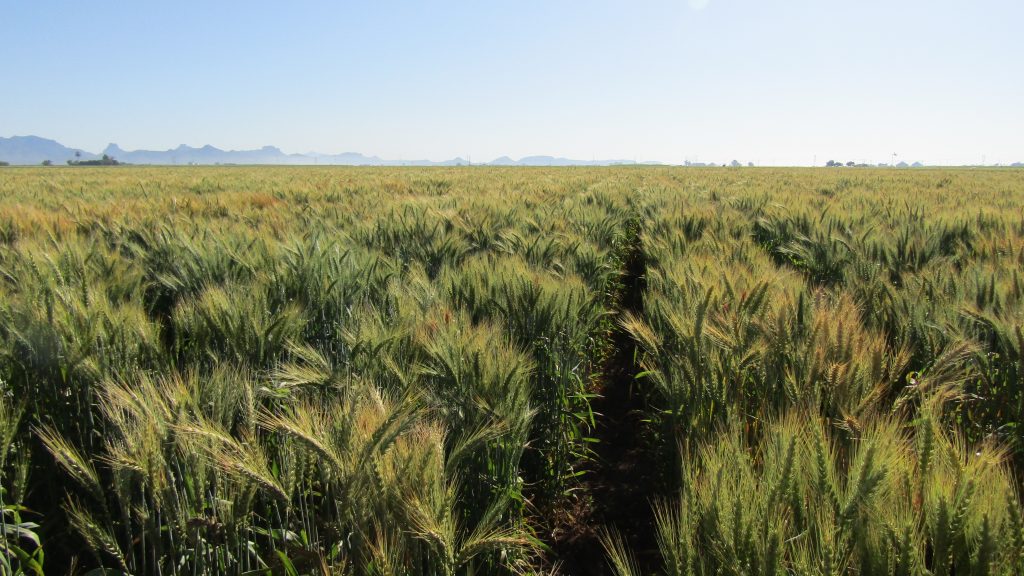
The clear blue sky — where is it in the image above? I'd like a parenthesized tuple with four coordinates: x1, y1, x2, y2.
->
(3, 0, 1022, 165)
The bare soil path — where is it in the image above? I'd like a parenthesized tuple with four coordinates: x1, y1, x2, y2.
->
(550, 220, 662, 575)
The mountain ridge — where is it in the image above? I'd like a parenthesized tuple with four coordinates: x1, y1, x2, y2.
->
(0, 136, 659, 166)
(0, 136, 99, 164)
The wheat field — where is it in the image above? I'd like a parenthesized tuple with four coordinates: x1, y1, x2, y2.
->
(0, 166, 1022, 575)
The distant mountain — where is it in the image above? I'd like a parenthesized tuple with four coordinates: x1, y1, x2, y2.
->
(0, 135, 98, 165)
(0, 135, 661, 166)
(101, 143, 313, 165)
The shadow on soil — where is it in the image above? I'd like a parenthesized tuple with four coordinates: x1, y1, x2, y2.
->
(549, 221, 663, 575)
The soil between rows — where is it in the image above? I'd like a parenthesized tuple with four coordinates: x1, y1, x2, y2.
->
(549, 223, 662, 575)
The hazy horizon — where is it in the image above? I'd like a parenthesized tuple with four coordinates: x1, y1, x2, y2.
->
(4, 0, 1022, 166)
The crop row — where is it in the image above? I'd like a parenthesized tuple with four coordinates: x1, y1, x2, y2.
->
(618, 171, 1024, 574)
